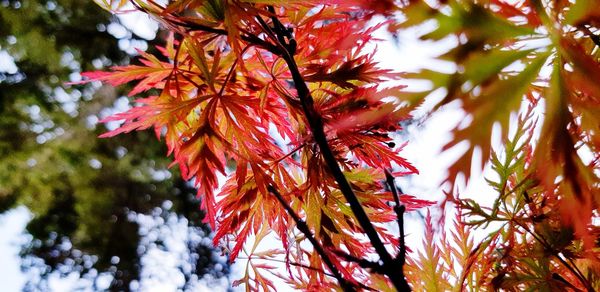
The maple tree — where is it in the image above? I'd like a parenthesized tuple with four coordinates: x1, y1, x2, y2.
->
(82, 0, 600, 290)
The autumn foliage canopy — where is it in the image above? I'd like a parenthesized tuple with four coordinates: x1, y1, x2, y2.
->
(83, 0, 600, 290)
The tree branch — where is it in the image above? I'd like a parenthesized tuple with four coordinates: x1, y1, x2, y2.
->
(384, 170, 408, 266)
(578, 25, 600, 48)
(261, 12, 411, 292)
(331, 250, 383, 273)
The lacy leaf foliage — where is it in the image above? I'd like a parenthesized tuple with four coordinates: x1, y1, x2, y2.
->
(86, 0, 600, 290)
(400, 0, 600, 290)
(399, 0, 600, 239)
(410, 104, 600, 290)
(85, 0, 432, 289)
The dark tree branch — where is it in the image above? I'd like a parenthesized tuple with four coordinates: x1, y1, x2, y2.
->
(331, 250, 383, 273)
(384, 169, 408, 266)
(261, 12, 411, 292)
(176, 21, 283, 55)
(267, 185, 356, 292)
(578, 25, 600, 48)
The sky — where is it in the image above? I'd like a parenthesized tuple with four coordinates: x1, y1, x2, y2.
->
(0, 7, 497, 292)
(0, 207, 29, 292)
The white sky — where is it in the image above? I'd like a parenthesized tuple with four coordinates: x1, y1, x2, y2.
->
(0, 207, 29, 292)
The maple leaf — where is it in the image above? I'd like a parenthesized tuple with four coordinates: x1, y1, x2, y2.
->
(81, 49, 172, 96)
(304, 55, 396, 89)
(534, 56, 599, 247)
(405, 211, 453, 291)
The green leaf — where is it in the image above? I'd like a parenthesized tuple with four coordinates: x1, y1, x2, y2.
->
(422, 3, 535, 42)
(462, 48, 536, 86)
(305, 191, 322, 235)
(185, 37, 216, 92)
(445, 51, 549, 183)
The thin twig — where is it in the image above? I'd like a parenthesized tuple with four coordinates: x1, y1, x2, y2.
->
(384, 169, 407, 266)
(239, 256, 334, 278)
(579, 25, 600, 48)
(331, 250, 382, 273)
(218, 47, 246, 96)
(267, 185, 356, 292)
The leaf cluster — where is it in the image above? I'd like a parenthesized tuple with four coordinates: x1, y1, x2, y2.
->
(85, 0, 600, 290)
(85, 0, 435, 289)
(399, 0, 600, 237)
(399, 0, 600, 290)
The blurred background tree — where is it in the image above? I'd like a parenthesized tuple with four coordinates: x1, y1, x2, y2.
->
(0, 0, 229, 290)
